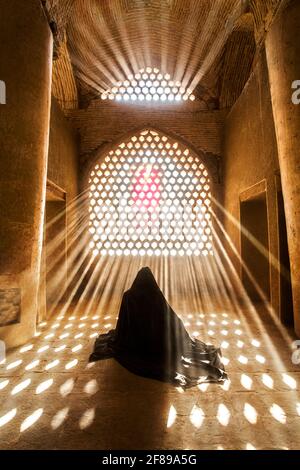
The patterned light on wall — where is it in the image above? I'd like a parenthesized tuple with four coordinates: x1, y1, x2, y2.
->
(100, 67, 195, 102)
(88, 129, 213, 257)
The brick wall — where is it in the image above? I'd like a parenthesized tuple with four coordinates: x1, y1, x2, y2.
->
(222, 49, 280, 314)
(67, 100, 226, 164)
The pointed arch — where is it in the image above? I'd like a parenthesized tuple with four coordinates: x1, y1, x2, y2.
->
(83, 125, 220, 185)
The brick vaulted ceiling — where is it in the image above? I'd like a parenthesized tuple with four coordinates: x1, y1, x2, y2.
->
(46, 0, 285, 111)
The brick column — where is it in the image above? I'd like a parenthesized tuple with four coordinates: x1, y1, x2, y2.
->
(265, 0, 300, 335)
(0, 0, 52, 347)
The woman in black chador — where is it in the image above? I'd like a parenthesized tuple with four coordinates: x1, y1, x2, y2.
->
(90, 267, 227, 388)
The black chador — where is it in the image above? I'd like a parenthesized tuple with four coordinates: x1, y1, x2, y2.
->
(90, 267, 227, 388)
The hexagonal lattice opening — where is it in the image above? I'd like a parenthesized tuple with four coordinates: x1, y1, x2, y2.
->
(88, 129, 213, 256)
(100, 67, 195, 103)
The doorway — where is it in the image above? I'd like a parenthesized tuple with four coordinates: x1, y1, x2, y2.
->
(38, 180, 67, 322)
(240, 190, 270, 302)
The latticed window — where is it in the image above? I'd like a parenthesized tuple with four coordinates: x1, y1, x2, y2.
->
(88, 129, 213, 257)
(100, 67, 195, 103)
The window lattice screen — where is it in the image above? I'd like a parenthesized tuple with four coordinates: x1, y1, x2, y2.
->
(88, 130, 213, 257)
(100, 67, 195, 103)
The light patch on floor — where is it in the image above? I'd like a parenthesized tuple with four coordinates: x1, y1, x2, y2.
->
(0, 303, 299, 450)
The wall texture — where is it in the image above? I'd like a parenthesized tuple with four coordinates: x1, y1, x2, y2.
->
(67, 101, 226, 164)
(39, 96, 80, 320)
(48, 96, 79, 200)
(222, 48, 281, 315)
(0, 0, 52, 347)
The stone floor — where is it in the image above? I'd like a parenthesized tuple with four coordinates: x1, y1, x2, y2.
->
(0, 301, 300, 450)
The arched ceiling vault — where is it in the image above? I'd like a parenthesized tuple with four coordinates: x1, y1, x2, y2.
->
(45, 0, 286, 111)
